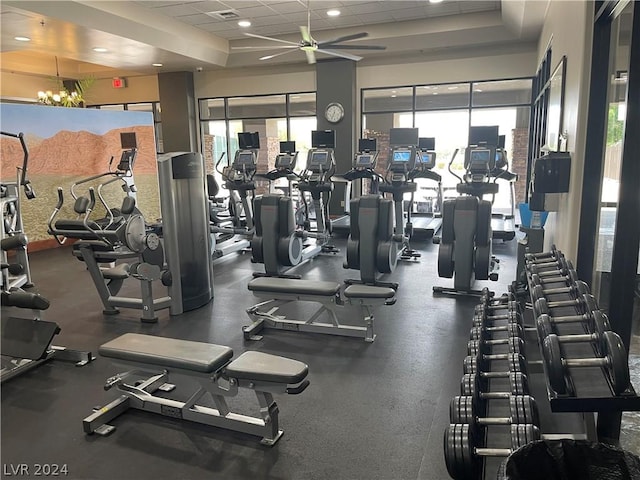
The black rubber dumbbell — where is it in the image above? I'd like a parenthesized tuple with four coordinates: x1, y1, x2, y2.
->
(472, 311, 523, 330)
(529, 277, 590, 297)
(542, 331, 630, 395)
(475, 300, 518, 314)
(528, 257, 573, 278)
(460, 372, 529, 400)
(468, 337, 525, 357)
(534, 295, 600, 324)
(524, 245, 560, 262)
(526, 252, 566, 269)
(463, 353, 527, 376)
(469, 323, 523, 341)
(450, 394, 539, 427)
(444, 423, 540, 480)
(536, 311, 611, 353)
(529, 269, 579, 288)
(474, 308, 520, 325)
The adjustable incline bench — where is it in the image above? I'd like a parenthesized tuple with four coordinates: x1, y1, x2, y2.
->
(244, 277, 396, 342)
(83, 333, 309, 445)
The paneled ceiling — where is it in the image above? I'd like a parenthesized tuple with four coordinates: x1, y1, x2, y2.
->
(0, 1, 548, 78)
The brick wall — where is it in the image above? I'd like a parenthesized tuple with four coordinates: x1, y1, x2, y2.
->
(512, 127, 529, 205)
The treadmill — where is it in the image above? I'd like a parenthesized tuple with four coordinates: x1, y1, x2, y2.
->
(488, 135, 516, 241)
(409, 137, 443, 240)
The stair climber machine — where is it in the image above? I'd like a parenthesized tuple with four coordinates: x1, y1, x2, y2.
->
(209, 132, 258, 260)
(49, 133, 213, 322)
(251, 134, 338, 278)
(378, 128, 421, 261)
(433, 126, 501, 296)
(1, 131, 36, 291)
(489, 134, 517, 241)
(331, 138, 381, 235)
(410, 137, 444, 240)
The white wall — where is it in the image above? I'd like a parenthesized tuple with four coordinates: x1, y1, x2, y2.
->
(536, 0, 593, 260)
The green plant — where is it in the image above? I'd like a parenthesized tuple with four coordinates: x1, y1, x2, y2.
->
(37, 76, 95, 107)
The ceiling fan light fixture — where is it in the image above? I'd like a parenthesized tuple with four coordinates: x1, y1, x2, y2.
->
(238, 20, 251, 27)
(327, 9, 341, 17)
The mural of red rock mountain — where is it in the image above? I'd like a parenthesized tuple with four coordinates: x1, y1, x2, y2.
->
(1, 126, 157, 178)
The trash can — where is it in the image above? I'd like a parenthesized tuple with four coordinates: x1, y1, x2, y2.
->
(498, 439, 640, 480)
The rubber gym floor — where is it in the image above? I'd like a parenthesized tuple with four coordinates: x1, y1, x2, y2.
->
(2, 235, 638, 479)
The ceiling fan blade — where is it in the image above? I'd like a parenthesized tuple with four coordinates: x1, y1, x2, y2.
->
(260, 49, 300, 61)
(318, 44, 386, 51)
(232, 46, 298, 50)
(317, 32, 369, 46)
(244, 32, 300, 46)
(316, 49, 362, 62)
(305, 49, 316, 64)
(300, 25, 313, 43)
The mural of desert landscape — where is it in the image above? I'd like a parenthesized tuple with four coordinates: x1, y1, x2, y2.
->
(0, 103, 161, 249)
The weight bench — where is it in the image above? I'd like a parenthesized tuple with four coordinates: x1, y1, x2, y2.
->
(83, 333, 309, 446)
(244, 277, 396, 342)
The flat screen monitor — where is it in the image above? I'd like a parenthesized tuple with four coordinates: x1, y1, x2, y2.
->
(117, 149, 136, 171)
(238, 132, 260, 150)
(276, 153, 294, 169)
(392, 150, 412, 163)
(469, 148, 491, 170)
(389, 128, 419, 147)
(498, 135, 506, 149)
(420, 152, 435, 169)
(310, 150, 329, 166)
(236, 151, 255, 167)
(280, 141, 295, 153)
(311, 130, 335, 148)
(356, 154, 373, 166)
(469, 126, 499, 147)
(120, 132, 137, 150)
(418, 137, 435, 151)
(358, 138, 376, 152)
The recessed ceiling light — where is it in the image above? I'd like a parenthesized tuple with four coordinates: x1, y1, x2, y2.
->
(391, 94, 397, 98)
(327, 9, 341, 17)
(93, 47, 108, 53)
(423, 86, 430, 89)
(432, 92, 439, 95)
(14, 36, 31, 42)
(429, 0, 444, 4)
(447, 86, 458, 90)
(474, 89, 483, 93)
(152, 63, 163, 67)
(238, 20, 251, 27)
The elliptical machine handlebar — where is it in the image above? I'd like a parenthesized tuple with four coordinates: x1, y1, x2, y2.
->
(1, 130, 35, 199)
(447, 148, 462, 183)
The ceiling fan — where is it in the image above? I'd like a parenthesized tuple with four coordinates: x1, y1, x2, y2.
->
(232, 8, 386, 64)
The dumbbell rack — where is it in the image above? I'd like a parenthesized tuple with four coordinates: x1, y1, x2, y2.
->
(445, 290, 540, 480)
(524, 248, 640, 441)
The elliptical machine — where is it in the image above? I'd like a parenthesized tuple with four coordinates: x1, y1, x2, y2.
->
(209, 132, 258, 260)
(379, 128, 421, 261)
(410, 137, 444, 239)
(433, 126, 500, 296)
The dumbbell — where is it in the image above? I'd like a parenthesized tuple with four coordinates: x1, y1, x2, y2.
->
(536, 311, 611, 353)
(526, 252, 566, 269)
(475, 300, 518, 314)
(463, 353, 527, 376)
(444, 423, 540, 480)
(472, 311, 522, 331)
(468, 337, 525, 357)
(469, 323, 522, 341)
(530, 277, 590, 297)
(543, 330, 630, 395)
(534, 295, 599, 323)
(474, 308, 520, 324)
(528, 258, 572, 278)
(525, 245, 560, 262)
(450, 394, 539, 427)
(460, 372, 530, 399)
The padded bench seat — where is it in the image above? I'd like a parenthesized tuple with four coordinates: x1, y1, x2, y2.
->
(99, 333, 233, 374)
(344, 285, 395, 299)
(225, 351, 308, 384)
(248, 277, 340, 296)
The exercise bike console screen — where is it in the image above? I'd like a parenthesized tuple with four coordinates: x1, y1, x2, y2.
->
(420, 152, 435, 169)
(356, 154, 373, 167)
(117, 149, 136, 172)
(393, 150, 411, 162)
(276, 153, 295, 169)
(390, 148, 416, 172)
(311, 130, 336, 149)
(468, 149, 492, 173)
(235, 151, 256, 169)
(310, 151, 329, 166)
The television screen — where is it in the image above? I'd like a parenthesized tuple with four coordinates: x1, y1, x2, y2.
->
(393, 150, 411, 162)
(238, 132, 260, 149)
(310, 151, 329, 165)
(498, 135, 506, 149)
(389, 128, 419, 147)
(311, 130, 335, 148)
(276, 153, 294, 169)
(418, 137, 435, 151)
(236, 152, 255, 166)
(120, 132, 137, 150)
(358, 138, 376, 152)
(356, 154, 372, 166)
(469, 126, 499, 147)
(280, 141, 295, 153)
(117, 150, 136, 171)
(469, 149, 491, 168)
